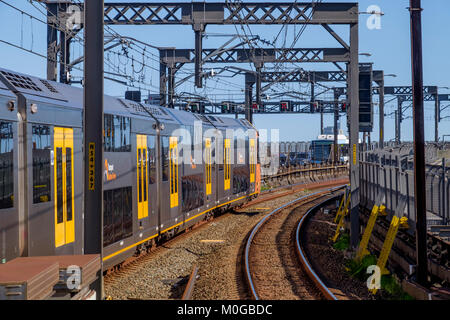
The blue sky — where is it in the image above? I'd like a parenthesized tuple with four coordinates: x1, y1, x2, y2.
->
(1, 0, 450, 142)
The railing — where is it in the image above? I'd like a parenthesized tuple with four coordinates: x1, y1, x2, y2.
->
(262, 163, 348, 185)
(360, 147, 450, 232)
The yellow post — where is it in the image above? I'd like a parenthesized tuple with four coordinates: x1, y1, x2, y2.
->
(332, 212, 346, 242)
(334, 193, 346, 223)
(369, 216, 405, 294)
(356, 204, 380, 261)
(332, 190, 351, 242)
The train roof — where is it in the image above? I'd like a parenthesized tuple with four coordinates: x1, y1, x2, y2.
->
(0, 67, 254, 132)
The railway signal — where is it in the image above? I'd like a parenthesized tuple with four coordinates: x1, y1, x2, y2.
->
(280, 100, 292, 112)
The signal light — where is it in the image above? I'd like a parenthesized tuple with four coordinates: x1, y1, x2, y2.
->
(280, 100, 291, 112)
(189, 103, 199, 113)
(221, 101, 231, 113)
(341, 103, 346, 112)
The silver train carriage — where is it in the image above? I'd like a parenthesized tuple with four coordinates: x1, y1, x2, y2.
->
(0, 68, 261, 270)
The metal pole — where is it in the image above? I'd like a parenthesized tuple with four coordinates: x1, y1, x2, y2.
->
(59, 31, 71, 84)
(395, 110, 398, 144)
(349, 18, 360, 248)
(334, 89, 339, 164)
(378, 74, 385, 148)
(409, 0, 429, 287)
(255, 64, 262, 108)
(435, 93, 439, 142)
(320, 103, 324, 135)
(245, 73, 254, 124)
(194, 24, 204, 88)
(397, 96, 403, 143)
(310, 81, 315, 113)
(159, 57, 167, 107)
(84, 0, 104, 299)
(168, 65, 175, 108)
(46, 2, 58, 81)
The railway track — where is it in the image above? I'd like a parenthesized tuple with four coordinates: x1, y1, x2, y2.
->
(104, 177, 348, 300)
(244, 187, 345, 300)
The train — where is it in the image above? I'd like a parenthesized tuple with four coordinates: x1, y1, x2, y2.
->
(0, 68, 261, 270)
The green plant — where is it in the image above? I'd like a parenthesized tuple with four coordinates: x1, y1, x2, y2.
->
(344, 254, 377, 281)
(381, 275, 414, 300)
(333, 233, 350, 251)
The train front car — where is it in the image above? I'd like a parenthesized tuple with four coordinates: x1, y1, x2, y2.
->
(0, 69, 85, 262)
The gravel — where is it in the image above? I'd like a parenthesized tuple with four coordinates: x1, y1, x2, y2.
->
(105, 190, 313, 300)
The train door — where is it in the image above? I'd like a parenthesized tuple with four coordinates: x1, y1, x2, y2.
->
(53, 127, 74, 248)
(224, 138, 231, 192)
(249, 138, 256, 193)
(147, 135, 158, 229)
(169, 136, 179, 209)
(215, 132, 224, 202)
(136, 135, 148, 220)
(205, 138, 212, 198)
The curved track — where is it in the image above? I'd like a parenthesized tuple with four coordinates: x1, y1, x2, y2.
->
(245, 186, 344, 300)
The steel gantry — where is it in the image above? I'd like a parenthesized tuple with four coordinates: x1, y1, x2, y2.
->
(159, 47, 351, 121)
(45, 1, 361, 248)
(372, 86, 449, 143)
(46, 1, 358, 84)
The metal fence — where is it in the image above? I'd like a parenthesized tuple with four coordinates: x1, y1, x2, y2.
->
(360, 145, 450, 232)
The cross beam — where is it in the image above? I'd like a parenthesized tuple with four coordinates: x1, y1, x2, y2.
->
(101, 2, 359, 25)
(159, 47, 350, 64)
(173, 100, 347, 115)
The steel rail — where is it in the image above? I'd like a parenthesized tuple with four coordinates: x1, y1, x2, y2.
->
(244, 184, 346, 300)
(296, 195, 342, 300)
(181, 265, 199, 300)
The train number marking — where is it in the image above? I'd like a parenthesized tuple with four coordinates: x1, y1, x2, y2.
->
(89, 143, 95, 190)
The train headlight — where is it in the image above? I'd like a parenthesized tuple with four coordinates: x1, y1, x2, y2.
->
(30, 103, 38, 114)
(7, 100, 14, 111)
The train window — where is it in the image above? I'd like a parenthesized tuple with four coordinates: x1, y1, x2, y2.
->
(32, 125, 51, 204)
(169, 137, 179, 208)
(182, 173, 204, 213)
(249, 139, 256, 183)
(233, 165, 250, 194)
(162, 136, 169, 181)
(104, 114, 131, 152)
(136, 135, 148, 219)
(66, 147, 73, 221)
(103, 190, 113, 246)
(138, 149, 142, 203)
(113, 188, 123, 242)
(218, 138, 223, 171)
(143, 149, 147, 202)
(189, 126, 195, 154)
(148, 135, 156, 184)
(224, 139, 231, 190)
(205, 138, 212, 196)
(103, 186, 133, 246)
(123, 187, 132, 238)
(56, 148, 63, 224)
(0, 121, 13, 209)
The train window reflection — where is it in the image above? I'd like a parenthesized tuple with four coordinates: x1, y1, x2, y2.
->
(32, 125, 51, 203)
(0, 121, 13, 209)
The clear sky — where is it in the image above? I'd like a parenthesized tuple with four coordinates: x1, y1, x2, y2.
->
(1, 0, 450, 142)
